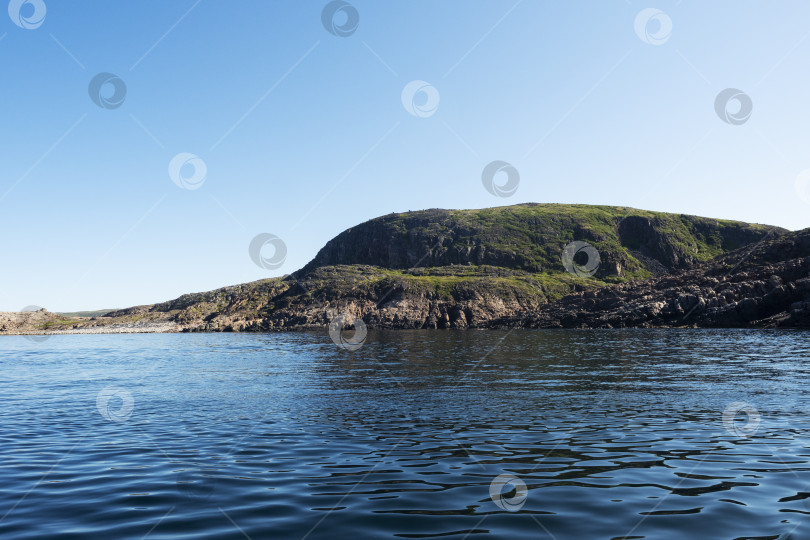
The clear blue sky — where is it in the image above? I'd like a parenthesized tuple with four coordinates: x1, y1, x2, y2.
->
(1, 0, 809, 312)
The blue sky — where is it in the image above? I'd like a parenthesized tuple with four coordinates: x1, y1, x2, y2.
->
(1, 0, 809, 312)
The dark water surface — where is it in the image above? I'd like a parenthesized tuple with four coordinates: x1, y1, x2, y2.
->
(2, 330, 810, 539)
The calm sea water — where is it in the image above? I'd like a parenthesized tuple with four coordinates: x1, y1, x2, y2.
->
(1, 330, 810, 539)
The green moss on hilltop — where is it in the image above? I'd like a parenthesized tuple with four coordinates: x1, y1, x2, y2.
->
(301, 203, 785, 279)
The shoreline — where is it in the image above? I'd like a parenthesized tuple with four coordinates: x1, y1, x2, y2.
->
(2, 321, 808, 337)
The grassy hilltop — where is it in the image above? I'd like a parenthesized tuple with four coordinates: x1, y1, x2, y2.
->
(299, 203, 782, 278)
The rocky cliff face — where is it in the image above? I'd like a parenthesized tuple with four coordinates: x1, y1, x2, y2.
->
(248, 227, 810, 330)
(298, 204, 783, 279)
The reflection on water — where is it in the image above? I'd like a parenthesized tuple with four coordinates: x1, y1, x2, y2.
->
(1, 329, 809, 539)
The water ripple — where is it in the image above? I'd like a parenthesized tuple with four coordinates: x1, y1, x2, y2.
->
(0, 330, 809, 538)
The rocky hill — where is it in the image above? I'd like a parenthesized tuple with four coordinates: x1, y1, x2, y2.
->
(0, 203, 800, 335)
(298, 204, 781, 279)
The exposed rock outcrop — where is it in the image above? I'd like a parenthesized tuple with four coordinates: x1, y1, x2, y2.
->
(519, 229, 810, 328)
